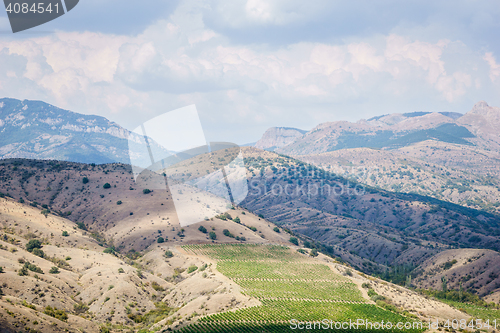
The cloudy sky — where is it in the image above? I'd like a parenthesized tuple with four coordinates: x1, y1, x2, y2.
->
(1, 0, 499, 144)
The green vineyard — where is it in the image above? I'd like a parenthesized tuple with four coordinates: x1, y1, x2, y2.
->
(177, 244, 424, 332)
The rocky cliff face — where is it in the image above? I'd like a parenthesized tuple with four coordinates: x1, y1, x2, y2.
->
(0, 98, 165, 164)
(251, 102, 500, 156)
(254, 127, 306, 151)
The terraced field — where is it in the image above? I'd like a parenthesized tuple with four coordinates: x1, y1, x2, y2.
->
(179, 244, 424, 332)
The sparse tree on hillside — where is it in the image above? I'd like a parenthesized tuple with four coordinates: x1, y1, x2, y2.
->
(26, 239, 42, 252)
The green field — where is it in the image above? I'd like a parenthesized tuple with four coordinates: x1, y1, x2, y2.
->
(179, 244, 424, 332)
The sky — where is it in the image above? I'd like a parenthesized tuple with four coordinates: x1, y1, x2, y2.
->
(0, 0, 499, 144)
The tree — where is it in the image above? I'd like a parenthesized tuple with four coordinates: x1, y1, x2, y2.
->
(76, 222, 87, 230)
(143, 189, 151, 194)
(198, 226, 207, 233)
(103, 183, 111, 189)
(209, 231, 217, 240)
(441, 276, 447, 292)
(26, 239, 42, 252)
(157, 237, 164, 243)
(164, 250, 173, 258)
(289, 237, 299, 246)
(233, 217, 241, 223)
(273, 227, 280, 233)
(49, 267, 60, 274)
(116, 200, 122, 205)
(82, 177, 89, 184)
(32, 248, 45, 258)
(310, 248, 318, 257)
(62, 231, 69, 237)
(41, 209, 50, 218)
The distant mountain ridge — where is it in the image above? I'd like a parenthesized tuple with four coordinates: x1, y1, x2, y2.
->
(254, 102, 500, 155)
(0, 97, 166, 164)
(254, 126, 307, 151)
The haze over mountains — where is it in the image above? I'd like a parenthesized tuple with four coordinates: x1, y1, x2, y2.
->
(255, 101, 500, 155)
(0, 98, 167, 165)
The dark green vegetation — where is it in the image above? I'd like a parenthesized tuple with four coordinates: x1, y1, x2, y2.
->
(420, 289, 500, 322)
(180, 244, 423, 333)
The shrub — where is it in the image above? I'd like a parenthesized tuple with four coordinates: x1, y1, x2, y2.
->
(0, 266, 3, 273)
(25, 262, 43, 274)
(82, 177, 89, 184)
(76, 222, 87, 230)
(248, 226, 257, 232)
(223, 229, 235, 238)
(157, 237, 164, 243)
(18, 265, 29, 276)
(233, 217, 241, 223)
(361, 283, 371, 289)
(41, 209, 50, 218)
(116, 200, 122, 205)
(151, 281, 165, 291)
(136, 269, 144, 278)
(258, 214, 264, 219)
(273, 227, 280, 233)
(100, 326, 110, 333)
(309, 248, 318, 257)
(26, 239, 42, 252)
(209, 231, 216, 240)
(62, 231, 69, 237)
(103, 183, 111, 189)
(44, 306, 68, 321)
(297, 249, 307, 254)
(198, 226, 207, 233)
(49, 267, 60, 274)
(164, 250, 174, 258)
(74, 303, 89, 314)
(118, 268, 125, 274)
(289, 237, 299, 246)
(103, 247, 115, 254)
(32, 248, 45, 258)
(143, 189, 151, 194)
(187, 265, 198, 274)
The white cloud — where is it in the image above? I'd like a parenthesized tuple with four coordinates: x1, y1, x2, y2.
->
(0, 1, 498, 143)
(484, 52, 500, 82)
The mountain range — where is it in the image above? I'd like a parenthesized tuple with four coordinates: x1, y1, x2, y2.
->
(255, 101, 500, 155)
(0, 98, 167, 165)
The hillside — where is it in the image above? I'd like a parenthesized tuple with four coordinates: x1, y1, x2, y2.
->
(0, 197, 472, 333)
(0, 98, 167, 165)
(1, 152, 500, 274)
(298, 146, 500, 214)
(240, 148, 500, 271)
